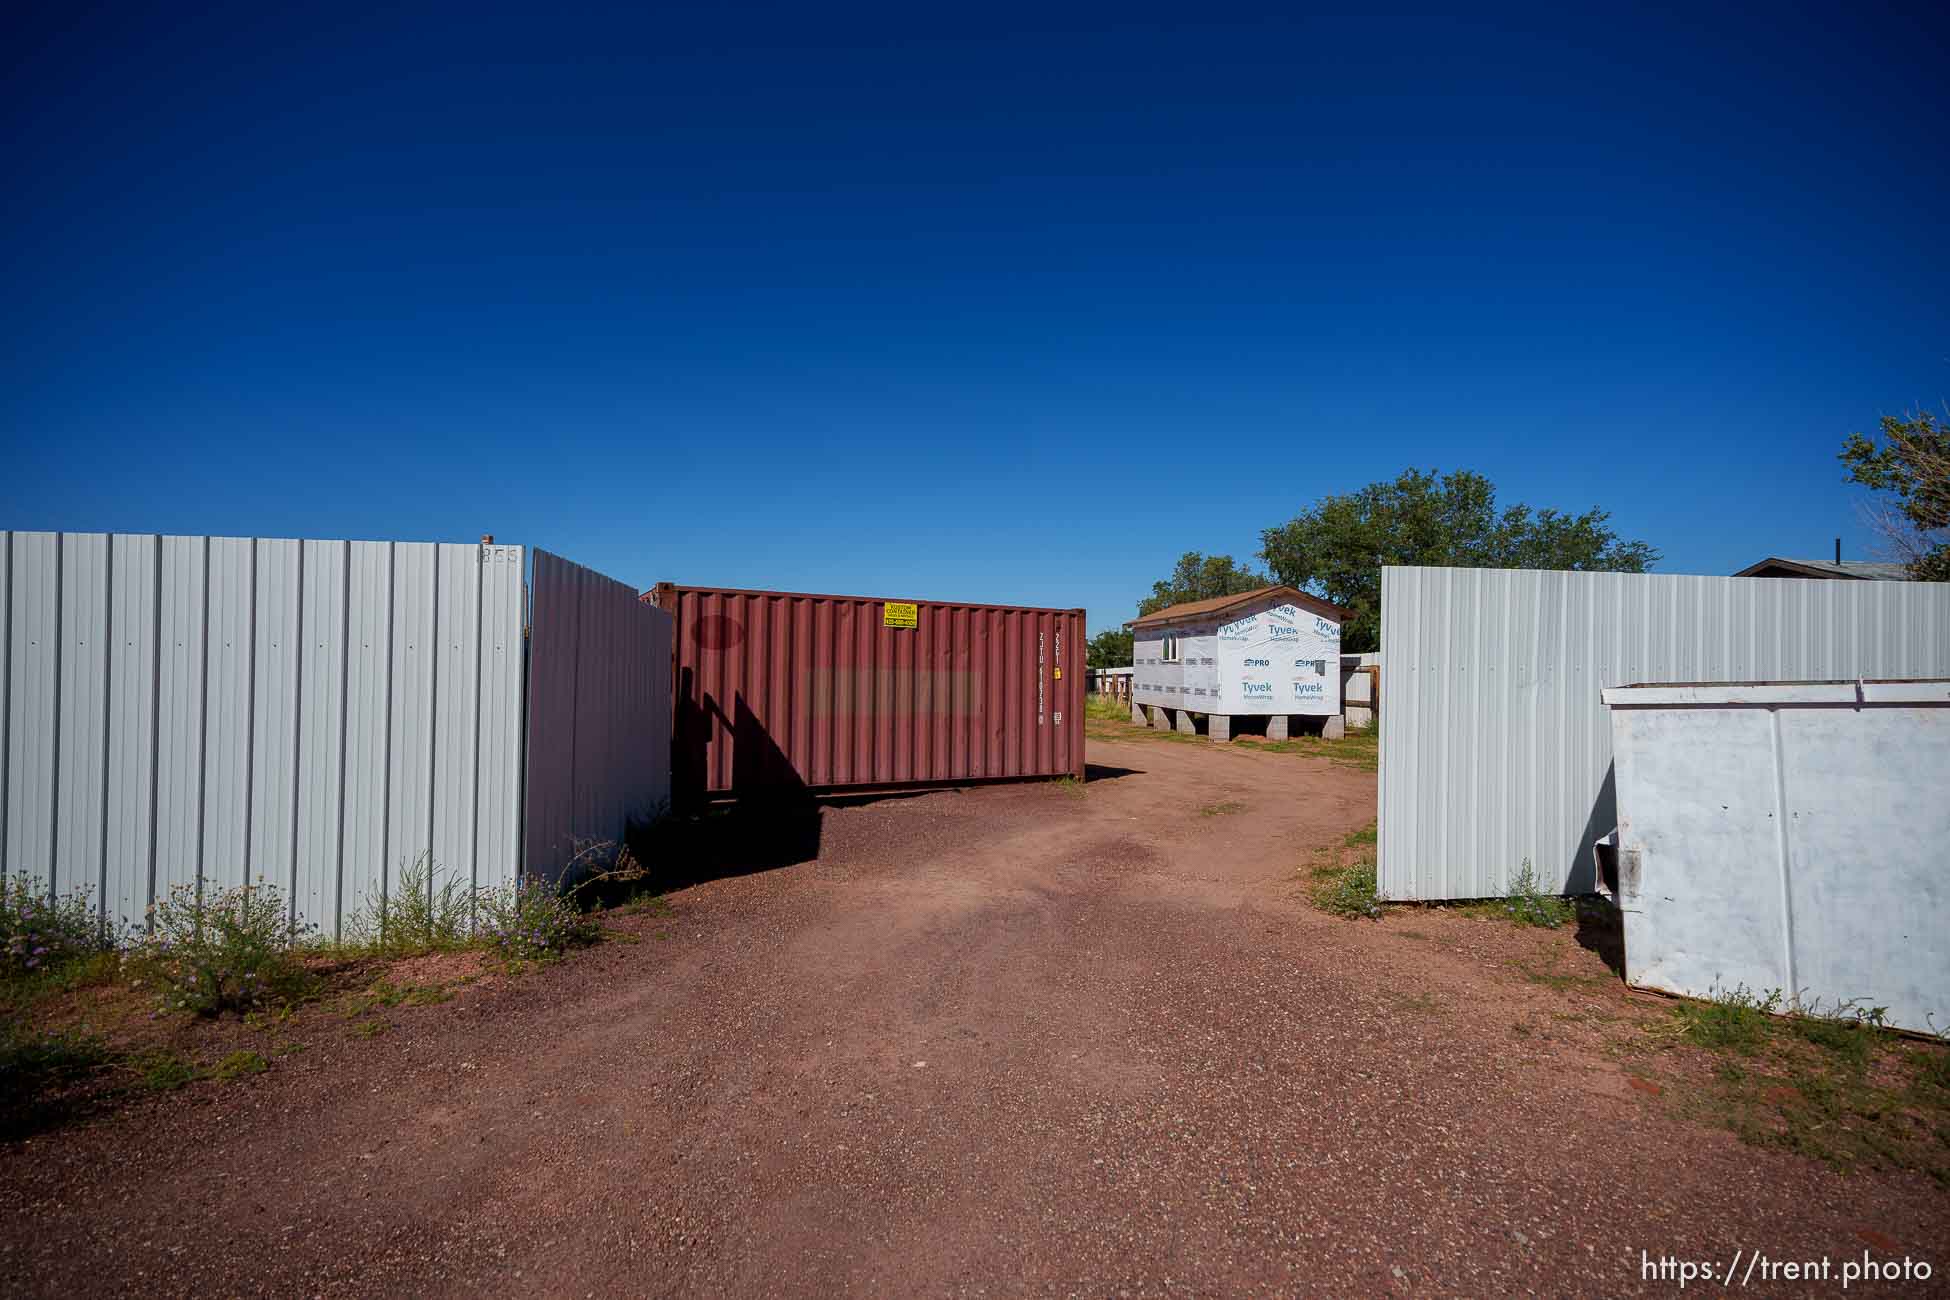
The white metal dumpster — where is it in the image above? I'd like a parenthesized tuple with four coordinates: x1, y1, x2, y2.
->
(1597, 680, 1950, 1035)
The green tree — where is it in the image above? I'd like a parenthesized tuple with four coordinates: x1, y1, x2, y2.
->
(1840, 412, 1950, 581)
(1086, 628, 1133, 669)
(1259, 469, 1658, 651)
(1136, 552, 1270, 617)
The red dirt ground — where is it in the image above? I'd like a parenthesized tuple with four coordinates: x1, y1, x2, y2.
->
(1, 736, 1944, 1296)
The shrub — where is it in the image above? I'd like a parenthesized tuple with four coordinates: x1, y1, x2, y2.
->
(347, 854, 473, 955)
(126, 880, 315, 1016)
(476, 875, 600, 964)
(1, 876, 105, 976)
(1502, 860, 1573, 929)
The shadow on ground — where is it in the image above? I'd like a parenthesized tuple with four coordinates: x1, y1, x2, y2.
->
(627, 798, 828, 892)
(1574, 898, 1627, 979)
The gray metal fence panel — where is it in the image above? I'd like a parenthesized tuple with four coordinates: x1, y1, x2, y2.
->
(523, 549, 672, 884)
(0, 532, 527, 937)
(1378, 565, 1950, 901)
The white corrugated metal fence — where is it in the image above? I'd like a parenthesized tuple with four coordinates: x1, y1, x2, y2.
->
(1378, 565, 1950, 901)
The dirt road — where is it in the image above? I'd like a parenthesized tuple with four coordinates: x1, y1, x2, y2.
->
(2, 737, 1943, 1296)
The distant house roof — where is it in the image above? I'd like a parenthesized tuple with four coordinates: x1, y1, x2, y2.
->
(1127, 584, 1344, 629)
(1733, 557, 1913, 581)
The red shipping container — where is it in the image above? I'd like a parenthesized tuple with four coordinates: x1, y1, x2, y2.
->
(646, 584, 1086, 803)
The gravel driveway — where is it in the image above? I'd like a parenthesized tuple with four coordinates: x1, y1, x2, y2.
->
(2, 737, 1943, 1296)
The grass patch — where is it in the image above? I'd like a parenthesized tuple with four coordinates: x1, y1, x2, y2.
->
(352, 1018, 389, 1039)
(1086, 718, 1207, 746)
(1310, 861, 1383, 919)
(340, 979, 452, 1016)
(1665, 986, 1784, 1054)
(1445, 860, 1576, 929)
(1512, 958, 1609, 993)
(0, 1024, 115, 1137)
(129, 1048, 198, 1092)
(1084, 693, 1131, 722)
(1236, 727, 1381, 771)
(1306, 819, 1384, 919)
(1502, 860, 1573, 929)
(1637, 986, 1950, 1181)
(1, 1023, 113, 1091)
(210, 1049, 268, 1081)
(1197, 800, 1245, 817)
(1085, 714, 1380, 770)
(1051, 776, 1086, 798)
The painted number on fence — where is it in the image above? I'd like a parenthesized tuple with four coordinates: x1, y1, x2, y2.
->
(883, 601, 918, 629)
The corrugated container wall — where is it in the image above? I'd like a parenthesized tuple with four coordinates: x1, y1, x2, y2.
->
(524, 551, 673, 882)
(1378, 565, 1950, 902)
(649, 585, 1085, 802)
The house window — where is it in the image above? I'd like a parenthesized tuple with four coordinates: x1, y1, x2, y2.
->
(1162, 633, 1181, 663)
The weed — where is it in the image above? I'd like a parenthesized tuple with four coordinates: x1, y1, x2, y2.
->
(1, 876, 108, 976)
(346, 854, 475, 956)
(476, 876, 600, 966)
(210, 1049, 268, 1081)
(353, 1019, 388, 1038)
(125, 879, 316, 1016)
(1343, 822, 1377, 847)
(274, 1041, 307, 1057)
(1052, 776, 1086, 799)
(1500, 860, 1573, 929)
(129, 1049, 198, 1092)
(1197, 800, 1244, 817)
(558, 838, 656, 912)
(1311, 861, 1384, 919)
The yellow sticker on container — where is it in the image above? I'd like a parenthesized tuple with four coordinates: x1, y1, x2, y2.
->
(1053, 667, 1061, 679)
(883, 601, 918, 629)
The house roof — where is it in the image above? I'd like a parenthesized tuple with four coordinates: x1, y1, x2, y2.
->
(1733, 557, 1913, 581)
(1127, 584, 1345, 629)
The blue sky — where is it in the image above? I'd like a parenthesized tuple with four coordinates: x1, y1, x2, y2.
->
(5, 2, 1947, 636)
